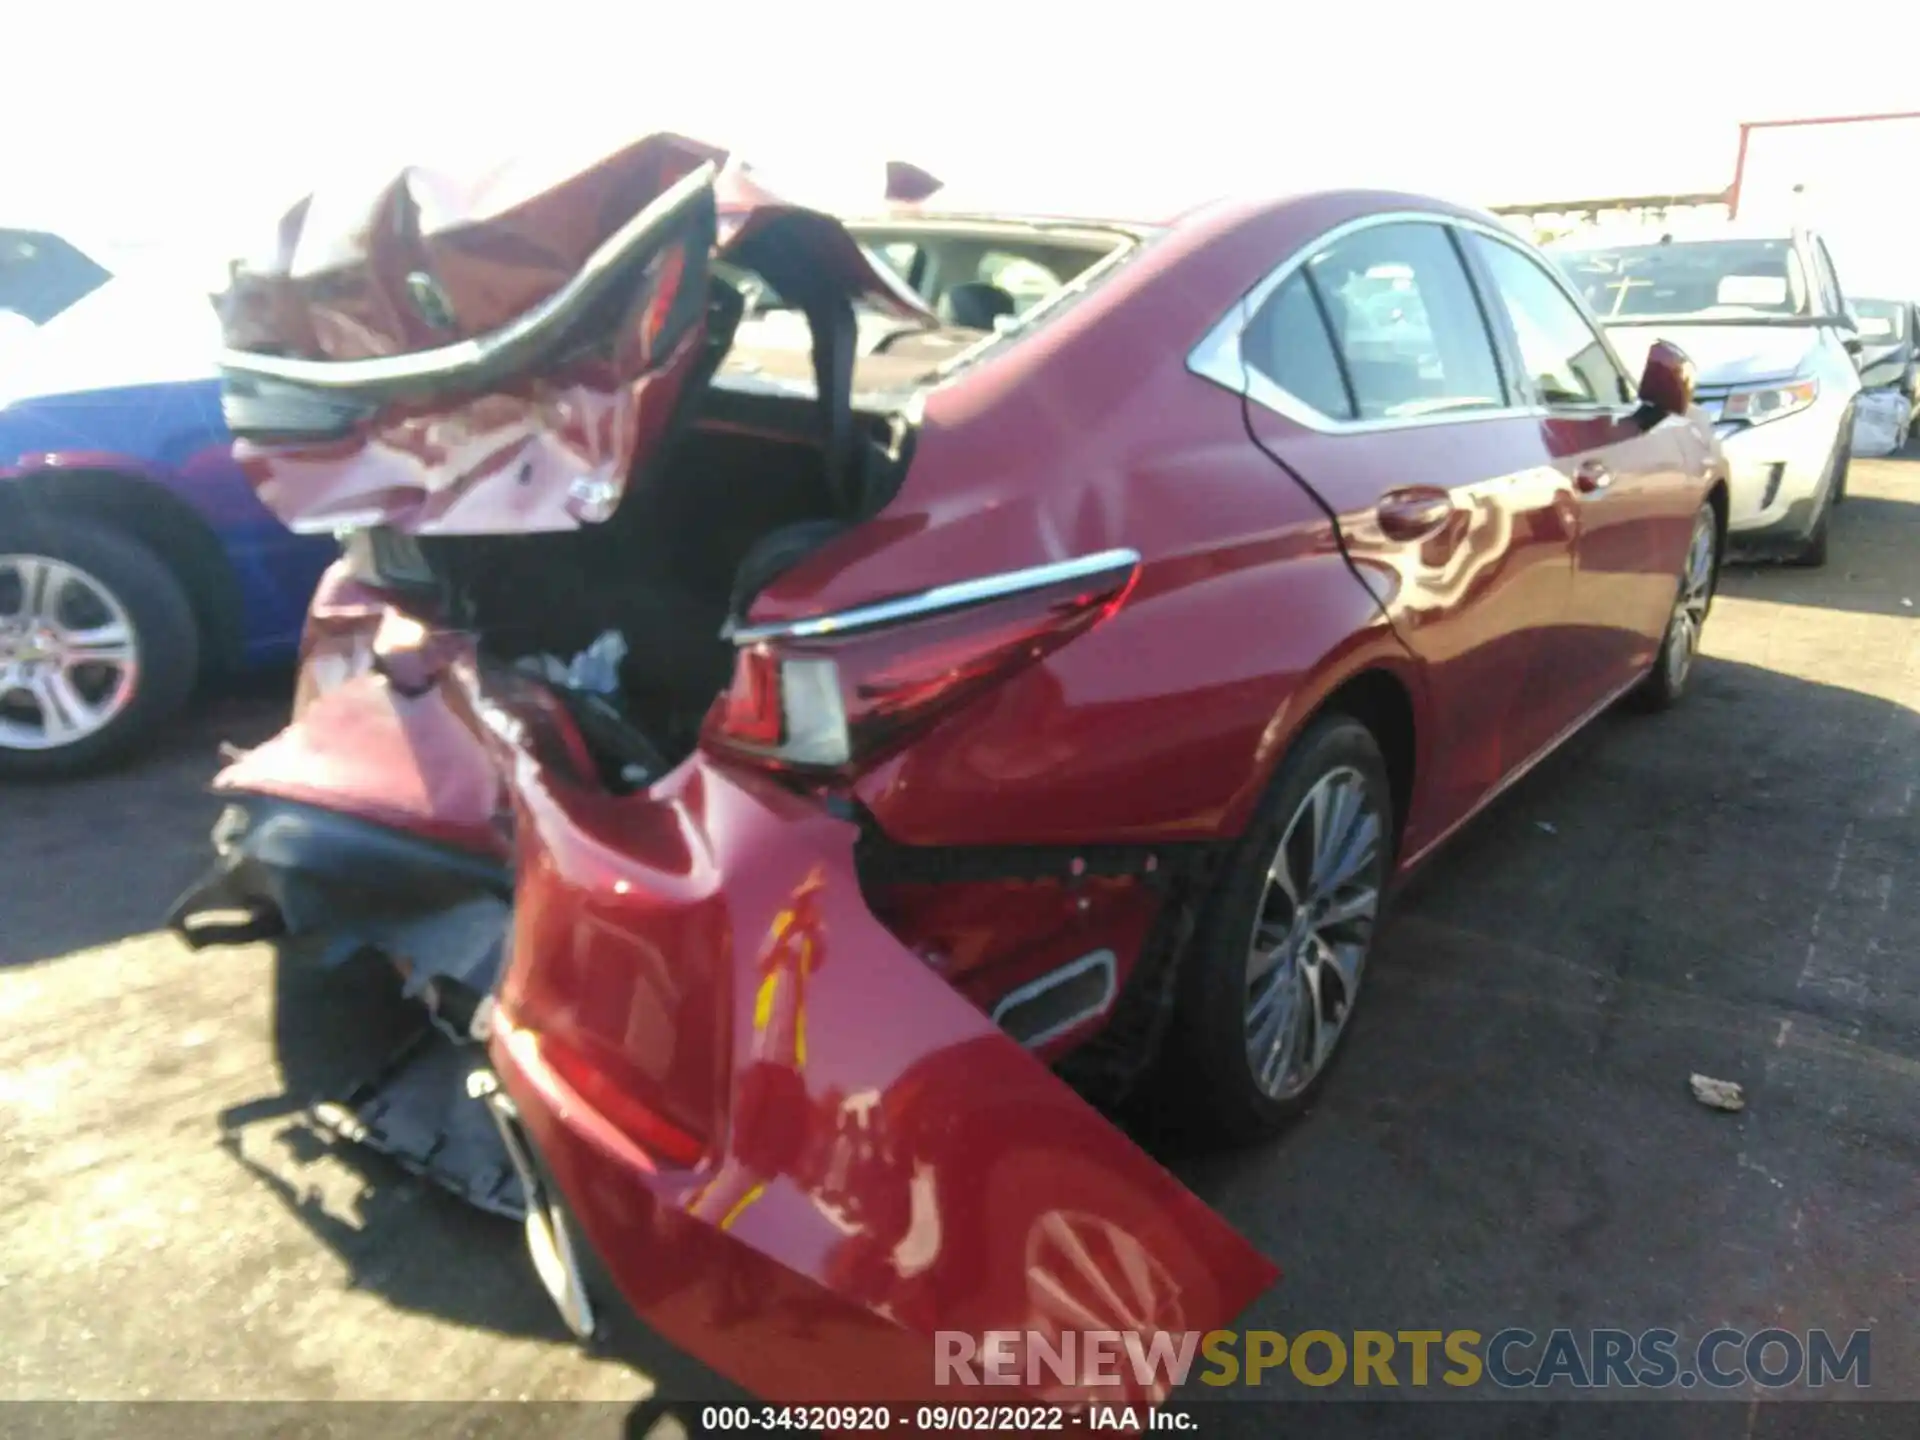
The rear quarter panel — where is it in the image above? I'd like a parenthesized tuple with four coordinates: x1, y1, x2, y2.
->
(749, 194, 1444, 849)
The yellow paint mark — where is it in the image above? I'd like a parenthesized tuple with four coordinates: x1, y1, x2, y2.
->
(719, 1181, 769, 1231)
(753, 972, 779, 1032)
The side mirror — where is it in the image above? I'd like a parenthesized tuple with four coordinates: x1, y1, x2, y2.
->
(1635, 339, 1695, 426)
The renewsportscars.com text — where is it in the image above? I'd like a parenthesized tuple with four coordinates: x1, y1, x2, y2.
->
(935, 1327, 1871, 1391)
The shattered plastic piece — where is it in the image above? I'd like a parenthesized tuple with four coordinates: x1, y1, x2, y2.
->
(565, 629, 628, 695)
(1851, 389, 1909, 458)
(1690, 1073, 1745, 1112)
(1536, 820, 1557, 834)
(390, 896, 512, 1003)
(310, 1027, 525, 1218)
(516, 653, 572, 684)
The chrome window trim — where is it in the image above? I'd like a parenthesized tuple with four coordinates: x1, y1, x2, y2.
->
(725, 547, 1141, 645)
(842, 217, 1145, 247)
(1187, 208, 1636, 433)
(990, 947, 1119, 1049)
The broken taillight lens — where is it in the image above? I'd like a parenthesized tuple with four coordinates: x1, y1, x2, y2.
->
(703, 557, 1139, 774)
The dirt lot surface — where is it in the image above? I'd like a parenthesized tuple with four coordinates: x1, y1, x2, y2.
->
(4, 452, 1918, 1436)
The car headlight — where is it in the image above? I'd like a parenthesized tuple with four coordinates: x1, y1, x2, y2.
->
(1721, 379, 1818, 426)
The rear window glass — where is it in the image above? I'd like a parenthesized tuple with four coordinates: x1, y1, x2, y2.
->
(1854, 299, 1909, 340)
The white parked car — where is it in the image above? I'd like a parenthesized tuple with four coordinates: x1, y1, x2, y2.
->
(1552, 223, 1864, 567)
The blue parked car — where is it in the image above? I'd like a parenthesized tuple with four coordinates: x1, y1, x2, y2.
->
(0, 231, 335, 776)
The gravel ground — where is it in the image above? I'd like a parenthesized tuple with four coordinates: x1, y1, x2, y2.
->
(3, 451, 1917, 1436)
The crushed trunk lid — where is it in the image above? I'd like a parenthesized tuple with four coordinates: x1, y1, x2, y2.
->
(217, 133, 934, 537)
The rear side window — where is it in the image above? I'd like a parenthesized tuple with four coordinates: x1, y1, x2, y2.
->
(1243, 272, 1354, 420)
(1467, 234, 1636, 407)
(1307, 221, 1506, 420)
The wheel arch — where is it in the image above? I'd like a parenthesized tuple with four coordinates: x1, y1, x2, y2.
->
(0, 467, 242, 674)
(1315, 666, 1418, 854)
(1227, 641, 1424, 858)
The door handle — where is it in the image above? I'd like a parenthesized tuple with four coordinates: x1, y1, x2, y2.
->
(1574, 460, 1613, 495)
(1376, 487, 1455, 541)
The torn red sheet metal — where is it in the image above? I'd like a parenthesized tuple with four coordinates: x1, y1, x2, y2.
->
(480, 684, 1278, 1405)
(213, 132, 935, 536)
(187, 657, 1277, 1404)
(220, 132, 930, 364)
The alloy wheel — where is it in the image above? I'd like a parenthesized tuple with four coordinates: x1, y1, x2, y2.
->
(1021, 1209, 1186, 1403)
(1664, 510, 1716, 692)
(1243, 765, 1386, 1100)
(0, 553, 142, 752)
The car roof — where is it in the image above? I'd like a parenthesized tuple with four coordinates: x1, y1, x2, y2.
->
(863, 181, 1221, 233)
(1550, 218, 1808, 251)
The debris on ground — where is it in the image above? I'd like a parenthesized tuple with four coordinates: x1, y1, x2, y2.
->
(1536, 821, 1557, 835)
(1690, 1073, 1746, 1112)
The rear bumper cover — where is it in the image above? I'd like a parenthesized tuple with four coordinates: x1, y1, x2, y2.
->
(166, 797, 510, 955)
(488, 753, 1277, 1405)
(173, 671, 1278, 1405)
(490, 1028, 938, 1403)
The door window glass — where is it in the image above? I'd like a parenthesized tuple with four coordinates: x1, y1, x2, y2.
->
(1305, 222, 1506, 420)
(1469, 234, 1636, 407)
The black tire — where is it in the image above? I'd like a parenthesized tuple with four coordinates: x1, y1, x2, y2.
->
(0, 514, 200, 779)
(1158, 712, 1395, 1144)
(1788, 429, 1848, 567)
(1634, 499, 1719, 712)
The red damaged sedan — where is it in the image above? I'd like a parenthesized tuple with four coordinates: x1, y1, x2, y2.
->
(170, 134, 1727, 1404)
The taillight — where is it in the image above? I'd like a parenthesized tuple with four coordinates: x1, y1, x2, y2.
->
(703, 550, 1140, 773)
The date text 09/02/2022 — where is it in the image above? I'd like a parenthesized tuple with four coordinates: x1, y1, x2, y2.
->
(698, 1406, 1195, 1432)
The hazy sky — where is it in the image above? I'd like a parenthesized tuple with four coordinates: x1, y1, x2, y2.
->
(8, 0, 1914, 265)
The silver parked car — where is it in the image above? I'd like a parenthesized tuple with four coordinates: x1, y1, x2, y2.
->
(1551, 224, 1864, 567)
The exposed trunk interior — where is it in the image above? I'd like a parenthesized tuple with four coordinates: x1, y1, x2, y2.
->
(414, 387, 914, 779)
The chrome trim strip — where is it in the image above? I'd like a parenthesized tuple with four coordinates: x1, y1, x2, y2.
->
(1184, 208, 1635, 435)
(476, 1084, 598, 1342)
(990, 948, 1119, 1049)
(726, 547, 1141, 644)
(845, 217, 1145, 246)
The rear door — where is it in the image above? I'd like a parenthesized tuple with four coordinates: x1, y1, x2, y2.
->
(1228, 216, 1580, 850)
(1460, 229, 1696, 717)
